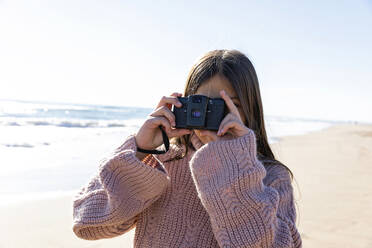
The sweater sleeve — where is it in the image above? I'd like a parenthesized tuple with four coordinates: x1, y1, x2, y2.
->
(72, 134, 170, 240)
(189, 129, 302, 248)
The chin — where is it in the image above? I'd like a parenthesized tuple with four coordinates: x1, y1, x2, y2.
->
(200, 136, 213, 144)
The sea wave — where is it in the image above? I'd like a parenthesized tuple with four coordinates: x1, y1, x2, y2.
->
(3, 143, 35, 148)
(0, 117, 138, 128)
(0, 99, 152, 120)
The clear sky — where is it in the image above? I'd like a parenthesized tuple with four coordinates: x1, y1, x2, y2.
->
(0, 0, 371, 122)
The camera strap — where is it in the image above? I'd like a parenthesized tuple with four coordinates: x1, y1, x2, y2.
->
(136, 126, 170, 154)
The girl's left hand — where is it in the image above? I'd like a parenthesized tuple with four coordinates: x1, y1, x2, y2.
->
(196, 90, 251, 143)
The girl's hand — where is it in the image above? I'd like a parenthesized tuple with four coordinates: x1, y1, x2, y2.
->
(195, 90, 250, 143)
(217, 90, 250, 138)
(135, 92, 192, 159)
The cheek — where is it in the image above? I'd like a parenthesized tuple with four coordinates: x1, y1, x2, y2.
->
(193, 130, 213, 143)
(193, 130, 203, 140)
(193, 130, 205, 143)
(194, 129, 208, 137)
(194, 130, 201, 136)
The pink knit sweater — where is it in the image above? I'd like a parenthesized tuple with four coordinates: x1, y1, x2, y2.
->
(72, 129, 302, 247)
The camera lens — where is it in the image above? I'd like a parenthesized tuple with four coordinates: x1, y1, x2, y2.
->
(191, 109, 201, 118)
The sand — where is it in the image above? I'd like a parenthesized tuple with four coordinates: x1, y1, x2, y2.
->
(1, 123, 371, 247)
(271, 123, 372, 247)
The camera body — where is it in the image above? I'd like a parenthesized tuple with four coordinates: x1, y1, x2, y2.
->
(172, 94, 227, 131)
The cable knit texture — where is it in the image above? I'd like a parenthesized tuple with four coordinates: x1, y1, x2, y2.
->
(72, 129, 302, 248)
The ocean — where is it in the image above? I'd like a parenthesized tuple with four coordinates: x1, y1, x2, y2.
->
(0, 99, 341, 206)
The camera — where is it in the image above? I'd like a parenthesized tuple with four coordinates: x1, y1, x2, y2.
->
(172, 94, 227, 131)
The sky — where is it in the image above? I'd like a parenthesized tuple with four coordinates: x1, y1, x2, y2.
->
(0, 0, 371, 123)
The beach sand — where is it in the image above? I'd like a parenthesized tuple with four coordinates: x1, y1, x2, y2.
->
(271, 123, 372, 247)
(1, 123, 371, 247)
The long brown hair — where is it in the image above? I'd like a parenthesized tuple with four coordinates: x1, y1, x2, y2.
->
(168, 49, 294, 181)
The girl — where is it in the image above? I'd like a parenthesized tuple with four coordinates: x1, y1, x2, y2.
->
(72, 49, 302, 247)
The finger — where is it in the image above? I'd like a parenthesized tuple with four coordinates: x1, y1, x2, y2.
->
(147, 116, 191, 138)
(157, 94, 183, 110)
(150, 106, 177, 127)
(220, 90, 240, 118)
(148, 116, 172, 133)
(167, 92, 183, 109)
(217, 113, 234, 134)
(218, 120, 239, 136)
(170, 92, 183, 97)
(164, 92, 183, 112)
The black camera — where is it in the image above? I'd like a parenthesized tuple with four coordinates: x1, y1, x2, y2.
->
(172, 94, 227, 131)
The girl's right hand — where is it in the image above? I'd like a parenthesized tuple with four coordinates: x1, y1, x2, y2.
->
(135, 92, 192, 159)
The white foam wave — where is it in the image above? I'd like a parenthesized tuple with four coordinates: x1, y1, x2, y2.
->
(3, 143, 34, 148)
(0, 117, 143, 128)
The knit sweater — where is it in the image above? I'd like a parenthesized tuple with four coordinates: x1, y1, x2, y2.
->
(72, 128, 302, 248)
